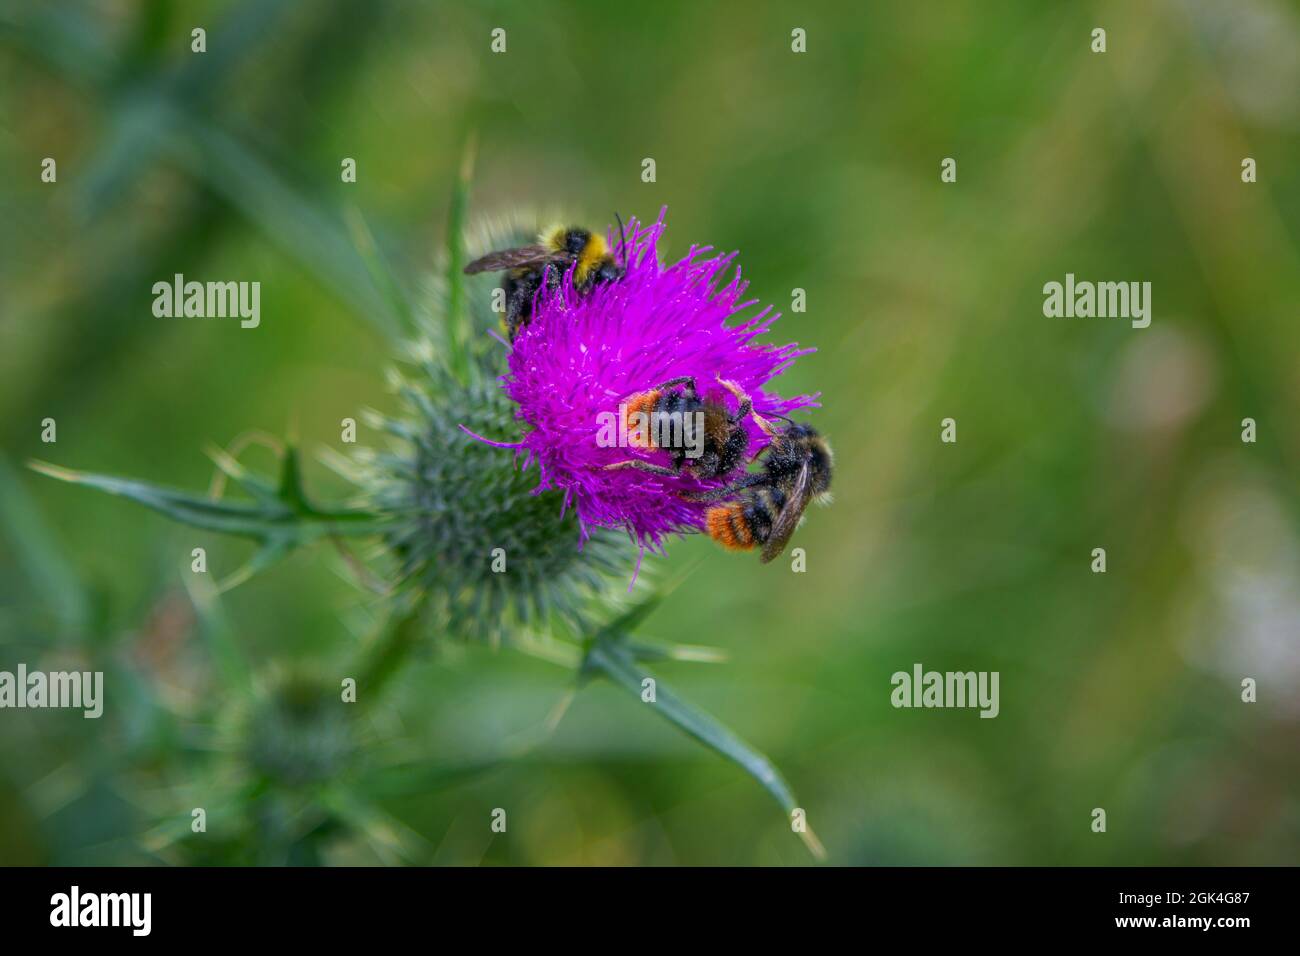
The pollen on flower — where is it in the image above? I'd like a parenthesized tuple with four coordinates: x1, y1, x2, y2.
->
(472, 208, 817, 555)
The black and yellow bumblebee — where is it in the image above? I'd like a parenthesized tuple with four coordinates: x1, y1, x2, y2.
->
(602, 375, 755, 480)
(688, 419, 833, 563)
(463, 224, 625, 340)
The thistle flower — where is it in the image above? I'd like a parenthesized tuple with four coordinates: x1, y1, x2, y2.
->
(488, 209, 817, 556)
(243, 672, 355, 789)
(30, 188, 824, 859)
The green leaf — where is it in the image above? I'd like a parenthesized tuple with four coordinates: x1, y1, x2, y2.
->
(276, 445, 314, 514)
(583, 634, 825, 860)
(624, 640, 727, 664)
(29, 456, 392, 589)
(443, 134, 477, 385)
(0, 5, 116, 90)
(0, 454, 91, 637)
(316, 787, 429, 866)
(182, 572, 252, 693)
(356, 757, 509, 800)
(177, 120, 400, 340)
(346, 205, 415, 340)
(69, 0, 295, 219)
(30, 460, 386, 536)
(216, 534, 298, 593)
(585, 562, 697, 651)
(202, 441, 279, 505)
(590, 589, 663, 647)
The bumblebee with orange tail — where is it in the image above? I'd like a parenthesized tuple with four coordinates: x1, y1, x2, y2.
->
(602, 376, 755, 481)
(688, 420, 833, 563)
(464, 223, 625, 340)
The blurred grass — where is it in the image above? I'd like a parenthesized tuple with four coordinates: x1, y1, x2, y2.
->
(1, 0, 1298, 864)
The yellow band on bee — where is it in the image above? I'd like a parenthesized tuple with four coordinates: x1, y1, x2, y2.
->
(575, 234, 608, 284)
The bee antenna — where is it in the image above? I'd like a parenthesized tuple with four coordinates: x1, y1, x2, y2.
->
(614, 211, 628, 267)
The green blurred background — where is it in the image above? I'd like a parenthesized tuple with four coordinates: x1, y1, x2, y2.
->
(2, 0, 1298, 865)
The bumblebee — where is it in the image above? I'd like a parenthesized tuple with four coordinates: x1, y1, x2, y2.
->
(463, 223, 625, 340)
(688, 420, 833, 563)
(603, 376, 754, 480)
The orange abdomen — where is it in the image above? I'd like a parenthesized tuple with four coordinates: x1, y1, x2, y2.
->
(706, 504, 755, 551)
(622, 391, 660, 448)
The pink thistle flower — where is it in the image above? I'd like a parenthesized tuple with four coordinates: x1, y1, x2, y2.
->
(470, 208, 817, 556)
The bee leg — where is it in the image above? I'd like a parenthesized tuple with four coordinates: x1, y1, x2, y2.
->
(505, 270, 542, 340)
(728, 396, 753, 425)
(682, 472, 769, 503)
(750, 412, 779, 437)
(715, 376, 767, 430)
(715, 375, 746, 402)
(602, 460, 680, 477)
(505, 294, 526, 340)
(650, 375, 695, 394)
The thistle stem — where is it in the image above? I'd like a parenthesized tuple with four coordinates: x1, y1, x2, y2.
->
(355, 599, 427, 707)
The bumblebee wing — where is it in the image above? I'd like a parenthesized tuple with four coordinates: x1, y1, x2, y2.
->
(463, 245, 553, 274)
(760, 461, 811, 564)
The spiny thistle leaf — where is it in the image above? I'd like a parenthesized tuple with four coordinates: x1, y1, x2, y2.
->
(29, 453, 391, 589)
(623, 640, 727, 664)
(30, 456, 385, 535)
(581, 633, 825, 860)
(590, 588, 664, 645)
